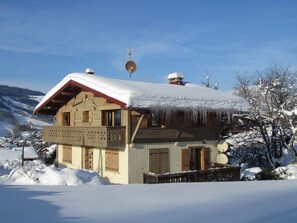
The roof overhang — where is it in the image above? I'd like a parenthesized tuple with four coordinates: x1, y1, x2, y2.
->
(34, 79, 127, 115)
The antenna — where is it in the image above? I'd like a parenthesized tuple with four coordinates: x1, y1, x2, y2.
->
(125, 48, 137, 78)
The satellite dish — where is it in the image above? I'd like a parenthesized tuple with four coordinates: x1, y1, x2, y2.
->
(217, 140, 229, 152)
(125, 60, 137, 77)
(217, 154, 228, 164)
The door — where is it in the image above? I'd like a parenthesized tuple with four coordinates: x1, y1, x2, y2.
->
(149, 148, 169, 174)
(83, 148, 93, 170)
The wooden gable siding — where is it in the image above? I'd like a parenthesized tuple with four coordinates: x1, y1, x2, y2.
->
(42, 91, 128, 148)
(56, 91, 122, 127)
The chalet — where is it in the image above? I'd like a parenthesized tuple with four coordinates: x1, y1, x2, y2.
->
(34, 70, 249, 184)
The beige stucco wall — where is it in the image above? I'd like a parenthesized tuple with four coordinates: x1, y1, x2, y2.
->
(57, 144, 129, 184)
(128, 140, 219, 184)
(57, 140, 220, 184)
(57, 144, 83, 169)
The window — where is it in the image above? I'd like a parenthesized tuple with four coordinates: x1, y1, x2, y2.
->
(149, 148, 169, 174)
(63, 145, 72, 163)
(83, 111, 90, 123)
(62, 112, 70, 126)
(114, 110, 121, 126)
(151, 113, 159, 126)
(102, 110, 121, 127)
(105, 149, 119, 171)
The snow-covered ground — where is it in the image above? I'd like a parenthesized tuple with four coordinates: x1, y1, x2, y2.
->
(0, 164, 106, 185)
(0, 146, 297, 223)
(0, 118, 296, 222)
(1, 180, 297, 223)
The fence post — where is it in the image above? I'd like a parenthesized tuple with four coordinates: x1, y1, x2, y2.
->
(21, 142, 24, 166)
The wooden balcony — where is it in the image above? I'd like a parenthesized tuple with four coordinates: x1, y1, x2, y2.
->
(143, 164, 240, 184)
(42, 126, 126, 148)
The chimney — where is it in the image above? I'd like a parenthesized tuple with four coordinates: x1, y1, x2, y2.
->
(167, 72, 185, 85)
(85, 68, 95, 75)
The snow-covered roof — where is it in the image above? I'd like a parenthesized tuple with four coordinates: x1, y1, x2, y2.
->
(167, 72, 184, 80)
(34, 72, 249, 114)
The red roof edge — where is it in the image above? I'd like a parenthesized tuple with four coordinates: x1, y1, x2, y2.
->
(69, 80, 127, 107)
(34, 79, 127, 114)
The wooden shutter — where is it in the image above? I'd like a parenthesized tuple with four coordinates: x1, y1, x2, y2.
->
(105, 149, 119, 171)
(56, 113, 62, 126)
(149, 148, 169, 174)
(70, 111, 75, 126)
(89, 110, 93, 123)
(182, 149, 189, 171)
(62, 145, 72, 163)
(202, 148, 211, 170)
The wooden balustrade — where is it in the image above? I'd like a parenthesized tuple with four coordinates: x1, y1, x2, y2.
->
(143, 164, 240, 184)
(42, 126, 126, 148)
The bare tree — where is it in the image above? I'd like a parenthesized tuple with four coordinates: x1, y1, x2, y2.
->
(234, 66, 297, 169)
(202, 73, 218, 90)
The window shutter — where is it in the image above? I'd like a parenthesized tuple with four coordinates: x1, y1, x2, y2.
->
(182, 149, 189, 171)
(70, 111, 75, 126)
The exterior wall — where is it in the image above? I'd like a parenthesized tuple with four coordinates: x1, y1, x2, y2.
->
(57, 144, 83, 169)
(128, 140, 219, 184)
(57, 143, 129, 184)
(103, 147, 129, 184)
(53, 91, 223, 184)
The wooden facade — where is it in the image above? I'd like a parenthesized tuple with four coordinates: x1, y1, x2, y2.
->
(42, 126, 126, 147)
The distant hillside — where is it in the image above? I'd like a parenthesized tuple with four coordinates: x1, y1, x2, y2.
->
(0, 85, 52, 137)
(0, 85, 44, 97)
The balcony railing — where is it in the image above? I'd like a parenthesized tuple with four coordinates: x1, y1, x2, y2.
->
(143, 164, 240, 184)
(42, 126, 126, 148)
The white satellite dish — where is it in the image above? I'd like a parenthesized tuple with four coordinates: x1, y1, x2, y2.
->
(217, 154, 228, 164)
(217, 140, 228, 152)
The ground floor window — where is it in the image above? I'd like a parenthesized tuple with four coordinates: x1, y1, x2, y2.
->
(149, 148, 169, 174)
(182, 147, 211, 171)
(63, 145, 72, 163)
(105, 149, 119, 171)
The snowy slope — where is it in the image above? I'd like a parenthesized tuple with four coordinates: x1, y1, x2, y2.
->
(0, 121, 13, 137)
(0, 95, 51, 137)
(1, 180, 297, 223)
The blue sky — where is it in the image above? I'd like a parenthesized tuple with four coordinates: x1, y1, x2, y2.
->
(0, 0, 296, 93)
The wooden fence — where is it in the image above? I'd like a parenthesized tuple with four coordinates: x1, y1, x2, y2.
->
(143, 164, 240, 184)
